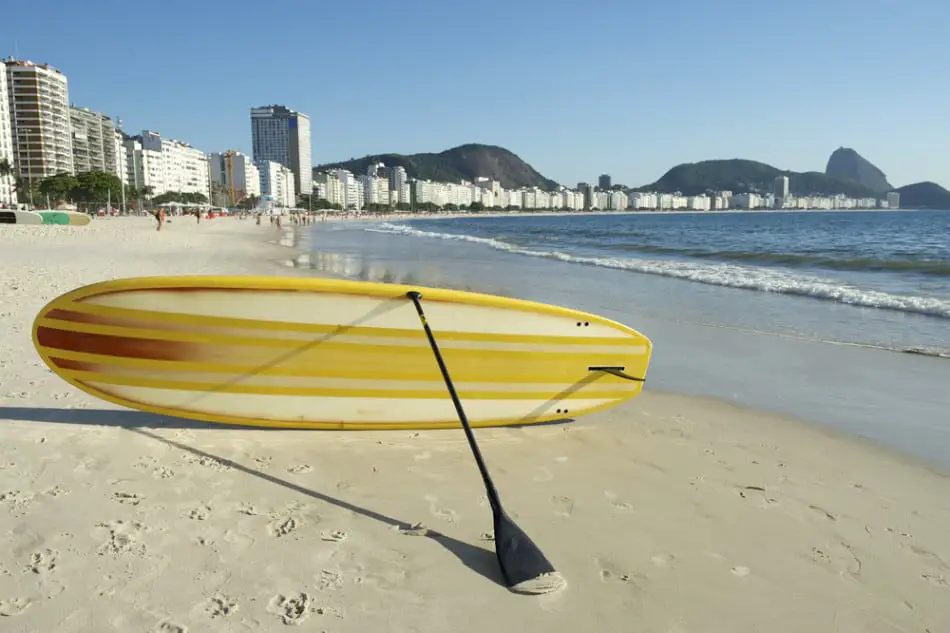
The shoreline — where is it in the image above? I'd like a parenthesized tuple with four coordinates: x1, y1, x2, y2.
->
(1, 217, 947, 631)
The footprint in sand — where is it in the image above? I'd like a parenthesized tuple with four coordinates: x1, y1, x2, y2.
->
(922, 573, 948, 587)
(113, 492, 144, 506)
(0, 490, 35, 514)
(731, 566, 751, 578)
(321, 530, 348, 543)
(188, 505, 212, 521)
(153, 620, 188, 633)
(810, 542, 862, 578)
(604, 491, 632, 512)
(153, 466, 175, 480)
(95, 520, 147, 557)
(551, 496, 574, 518)
(424, 495, 458, 522)
(807, 504, 837, 521)
(204, 594, 239, 618)
(252, 456, 272, 469)
(316, 569, 344, 591)
(238, 503, 260, 516)
(268, 516, 301, 538)
(268, 592, 311, 625)
(26, 549, 58, 574)
(42, 485, 69, 497)
(286, 464, 312, 474)
(595, 558, 644, 588)
(396, 523, 430, 537)
(0, 597, 32, 616)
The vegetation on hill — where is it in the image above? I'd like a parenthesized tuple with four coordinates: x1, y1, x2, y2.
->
(895, 182, 950, 209)
(637, 158, 881, 198)
(825, 147, 892, 192)
(313, 143, 559, 191)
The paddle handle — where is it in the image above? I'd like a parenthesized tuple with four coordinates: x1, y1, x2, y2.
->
(406, 291, 504, 514)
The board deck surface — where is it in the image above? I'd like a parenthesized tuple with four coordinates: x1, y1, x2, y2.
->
(36, 210, 92, 226)
(33, 276, 652, 429)
(0, 210, 43, 224)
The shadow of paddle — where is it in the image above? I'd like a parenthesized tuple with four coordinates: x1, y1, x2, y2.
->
(127, 428, 506, 587)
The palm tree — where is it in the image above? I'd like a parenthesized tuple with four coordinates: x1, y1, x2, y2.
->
(0, 158, 13, 177)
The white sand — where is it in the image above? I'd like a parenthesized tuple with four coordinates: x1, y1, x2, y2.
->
(1, 217, 948, 632)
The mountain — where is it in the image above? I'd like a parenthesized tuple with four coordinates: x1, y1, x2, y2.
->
(639, 158, 881, 198)
(313, 144, 559, 191)
(825, 147, 892, 192)
(895, 182, 950, 209)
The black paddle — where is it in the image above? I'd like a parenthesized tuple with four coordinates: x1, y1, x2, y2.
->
(406, 291, 562, 593)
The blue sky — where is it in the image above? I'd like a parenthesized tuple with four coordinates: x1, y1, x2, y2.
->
(3, 0, 947, 188)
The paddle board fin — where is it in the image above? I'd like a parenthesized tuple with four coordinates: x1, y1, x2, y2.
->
(589, 365, 645, 382)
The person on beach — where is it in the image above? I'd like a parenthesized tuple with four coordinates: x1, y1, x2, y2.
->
(151, 208, 165, 231)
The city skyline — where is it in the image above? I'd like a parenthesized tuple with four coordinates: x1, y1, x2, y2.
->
(2, 1, 947, 189)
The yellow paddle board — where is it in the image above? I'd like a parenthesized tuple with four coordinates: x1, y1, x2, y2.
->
(32, 276, 652, 430)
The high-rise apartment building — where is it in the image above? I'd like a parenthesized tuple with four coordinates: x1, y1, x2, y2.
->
(598, 174, 611, 190)
(773, 175, 790, 200)
(4, 58, 73, 180)
(250, 105, 311, 196)
(0, 67, 15, 205)
(70, 106, 120, 176)
(209, 151, 261, 204)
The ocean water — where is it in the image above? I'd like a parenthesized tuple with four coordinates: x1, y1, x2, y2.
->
(303, 210, 950, 469)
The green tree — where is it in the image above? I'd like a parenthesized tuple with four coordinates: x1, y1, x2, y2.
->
(73, 171, 123, 203)
(15, 178, 40, 205)
(39, 173, 80, 202)
(152, 191, 182, 206)
(0, 158, 13, 177)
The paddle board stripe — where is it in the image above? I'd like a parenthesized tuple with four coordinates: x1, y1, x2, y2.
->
(42, 308, 644, 353)
(36, 335, 644, 382)
(35, 320, 641, 363)
(74, 384, 619, 426)
(41, 348, 642, 385)
(60, 368, 635, 400)
(48, 356, 637, 394)
(56, 302, 643, 346)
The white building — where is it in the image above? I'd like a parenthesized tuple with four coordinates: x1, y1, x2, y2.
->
(257, 160, 295, 208)
(125, 130, 210, 199)
(359, 174, 390, 206)
(688, 195, 711, 211)
(4, 58, 73, 180)
(250, 105, 311, 196)
(210, 151, 261, 204)
(70, 106, 121, 177)
(608, 190, 628, 211)
(0, 67, 15, 206)
(113, 129, 127, 186)
(389, 166, 409, 203)
(886, 191, 900, 209)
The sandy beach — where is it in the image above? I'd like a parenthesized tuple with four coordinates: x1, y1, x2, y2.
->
(1, 216, 948, 632)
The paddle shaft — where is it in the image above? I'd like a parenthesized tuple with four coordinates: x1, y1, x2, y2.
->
(406, 292, 504, 514)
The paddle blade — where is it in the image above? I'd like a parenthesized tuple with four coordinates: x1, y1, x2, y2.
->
(493, 511, 565, 594)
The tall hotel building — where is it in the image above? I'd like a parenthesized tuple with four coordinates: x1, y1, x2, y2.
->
(0, 65, 15, 205)
(4, 58, 73, 180)
(250, 105, 311, 195)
